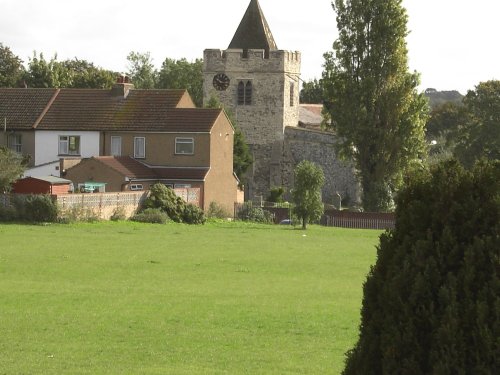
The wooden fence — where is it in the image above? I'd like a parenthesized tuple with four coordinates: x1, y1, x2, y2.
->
(324, 209, 395, 230)
(1, 187, 201, 220)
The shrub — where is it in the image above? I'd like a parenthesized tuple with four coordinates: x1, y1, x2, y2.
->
(59, 204, 100, 223)
(267, 186, 285, 203)
(182, 203, 206, 225)
(23, 195, 58, 222)
(144, 183, 185, 222)
(0, 205, 17, 222)
(110, 206, 127, 221)
(237, 203, 274, 224)
(130, 208, 168, 224)
(342, 159, 500, 375)
(207, 201, 230, 219)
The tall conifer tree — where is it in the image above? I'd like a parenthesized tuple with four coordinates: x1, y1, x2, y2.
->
(323, 0, 428, 211)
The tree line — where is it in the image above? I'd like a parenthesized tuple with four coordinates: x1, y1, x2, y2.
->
(0, 44, 203, 106)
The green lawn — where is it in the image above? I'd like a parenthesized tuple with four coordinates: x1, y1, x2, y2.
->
(0, 221, 380, 374)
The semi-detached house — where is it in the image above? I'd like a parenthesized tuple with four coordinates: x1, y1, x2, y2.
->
(0, 82, 239, 213)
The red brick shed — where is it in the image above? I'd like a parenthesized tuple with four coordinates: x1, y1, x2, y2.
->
(12, 176, 72, 195)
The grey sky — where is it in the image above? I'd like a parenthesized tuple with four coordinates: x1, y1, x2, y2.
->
(0, 0, 498, 94)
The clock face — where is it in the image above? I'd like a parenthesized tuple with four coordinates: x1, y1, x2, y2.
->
(213, 73, 230, 91)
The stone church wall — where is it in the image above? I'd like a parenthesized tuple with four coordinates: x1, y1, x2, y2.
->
(283, 127, 360, 206)
(245, 127, 359, 207)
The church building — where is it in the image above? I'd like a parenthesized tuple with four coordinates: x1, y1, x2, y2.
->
(203, 0, 359, 205)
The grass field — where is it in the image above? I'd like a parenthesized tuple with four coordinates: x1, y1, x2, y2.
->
(0, 221, 380, 374)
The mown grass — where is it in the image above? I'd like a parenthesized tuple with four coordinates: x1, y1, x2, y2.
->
(0, 221, 380, 374)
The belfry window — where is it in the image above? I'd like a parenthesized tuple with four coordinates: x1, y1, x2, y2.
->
(237, 80, 252, 105)
(290, 82, 295, 107)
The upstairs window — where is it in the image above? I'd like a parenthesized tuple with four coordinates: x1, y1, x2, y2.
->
(59, 135, 80, 155)
(134, 137, 145, 159)
(237, 80, 252, 105)
(8, 134, 22, 153)
(175, 138, 194, 155)
(111, 136, 122, 156)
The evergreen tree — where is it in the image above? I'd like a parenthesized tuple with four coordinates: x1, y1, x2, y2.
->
(343, 159, 499, 374)
(323, 0, 428, 212)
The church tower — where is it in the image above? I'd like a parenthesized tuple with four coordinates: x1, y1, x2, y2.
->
(203, 0, 301, 198)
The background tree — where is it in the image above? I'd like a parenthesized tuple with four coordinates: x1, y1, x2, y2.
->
(425, 101, 468, 164)
(62, 58, 116, 89)
(126, 51, 157, 89)
(292, 160, 325, 229)
(157, 58, 203, 107)
(323, 0, 428, 212)
(0, 43, 25, 87)
(343, 159, 499, 374)
(205, 95, 253, 185)
(24, 52, 72, 88)
(454, 80, 500, 167)
(300, 78, 323, 104)
(0, 147, 26, 193)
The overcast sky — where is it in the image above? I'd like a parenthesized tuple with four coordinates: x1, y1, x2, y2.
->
(1, 0, 498, 94)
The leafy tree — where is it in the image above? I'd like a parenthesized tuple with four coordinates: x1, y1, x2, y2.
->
(323, 0, 428, 212)
(0, 147, 26, 193)
(205, 95, 253, 184)
(292, 160, 325, 229)
(24, 52, 72, 88)
(126, 51, 157, 89)
(426, 102, 468, 164)
(0, 43, 25, 87)
(454, 80, 500, 167)
(157, 58, 203, 107)
(300, 78, 323, 104)
(343, 159, 499, 375)
(426, 101, 467, 142)
(62, 59, 116, 89)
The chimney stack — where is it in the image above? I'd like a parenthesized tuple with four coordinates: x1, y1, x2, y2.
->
(111, 75, 134, 98)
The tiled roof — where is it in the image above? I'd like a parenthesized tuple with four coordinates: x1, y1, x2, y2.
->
(299, 104, 323, 126)
(77, 156, 210, 181)
(94, 156, 157, 179)
(152, 167, 210, 181)
(0, 88, 57, 129)
(0, 88, 221, 132)
(228, 0, 277, 55)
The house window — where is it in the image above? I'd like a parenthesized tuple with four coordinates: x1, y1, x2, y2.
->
(134, 137, 145, 159)
(111, 136, 122, 156)
(290, 82, 295, 107)
(174, 183, 191, 189)
(8, 134, 22, 153)
(175, 138, 194, 155)
(59, 135, 80, 155)
(129, 184, 143, 191)
(237, 80, 252, 105)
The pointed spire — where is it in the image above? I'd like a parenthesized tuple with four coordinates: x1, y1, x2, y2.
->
(228, 0, 277, 58)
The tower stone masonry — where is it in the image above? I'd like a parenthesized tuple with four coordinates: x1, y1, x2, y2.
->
(203, 0, 359, 205)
